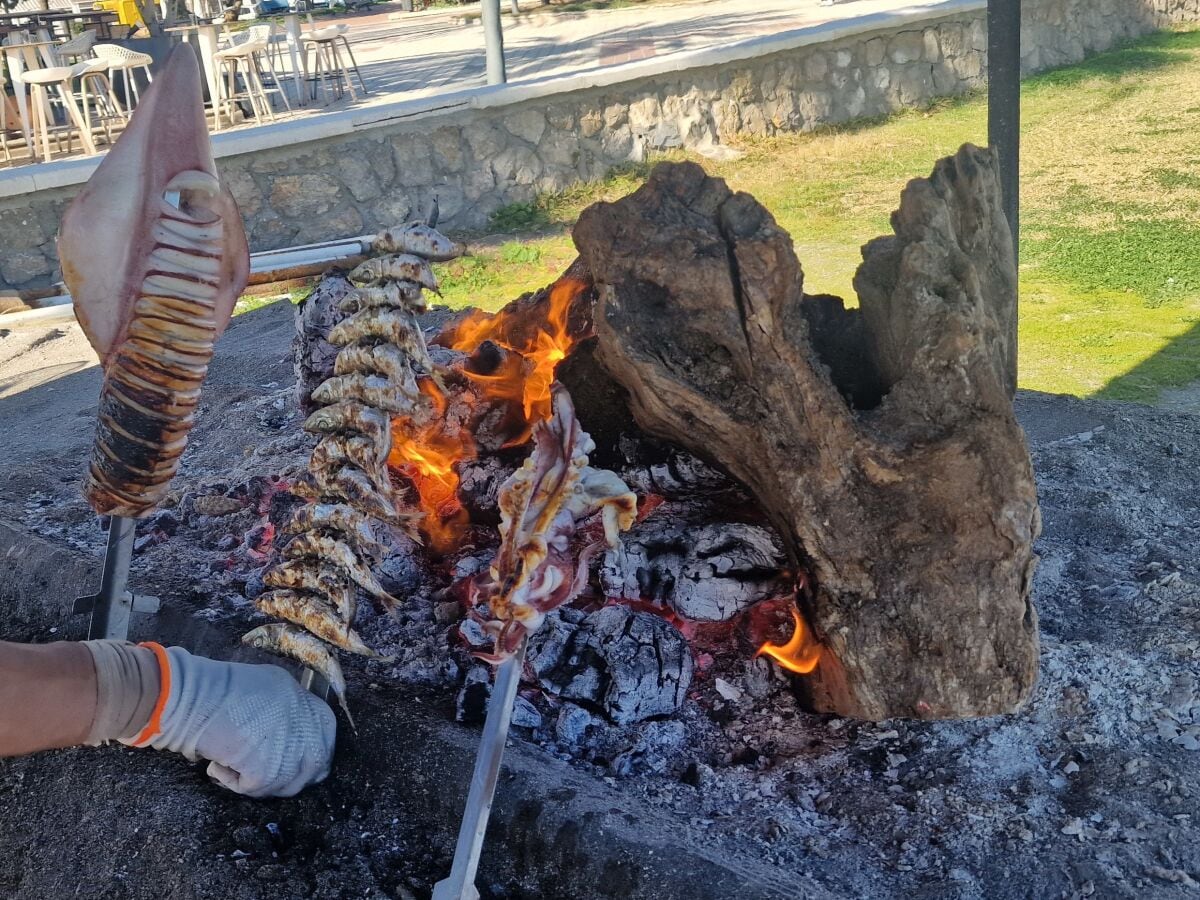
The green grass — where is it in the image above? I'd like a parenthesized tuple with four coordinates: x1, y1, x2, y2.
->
(425, 26, 1200, 406)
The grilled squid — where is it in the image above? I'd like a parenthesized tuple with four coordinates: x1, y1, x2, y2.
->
(471, 386, 637, 662)
(59, 47, 249, 517)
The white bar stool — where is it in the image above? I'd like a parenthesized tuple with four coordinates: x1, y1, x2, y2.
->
(16, 64, 97, 162)
(213, 25, 291, 128)
(302, 24, 366, 105)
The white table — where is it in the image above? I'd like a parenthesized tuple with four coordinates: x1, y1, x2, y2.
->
(165, 22, 225, 127)
(2, 35, 59, 152)
(282, 13, 306, 107)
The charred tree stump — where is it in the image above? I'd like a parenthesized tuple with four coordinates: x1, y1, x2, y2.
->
(573, 146, 1040, 720)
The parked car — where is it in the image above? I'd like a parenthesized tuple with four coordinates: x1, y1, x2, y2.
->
(253, 0, 289, 13)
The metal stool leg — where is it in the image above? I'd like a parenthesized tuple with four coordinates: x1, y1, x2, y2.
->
(337, 35, 367, 95)
(328, 40, 355, 101)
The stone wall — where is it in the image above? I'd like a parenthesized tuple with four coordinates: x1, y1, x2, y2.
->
(2, 0, 1198, 291)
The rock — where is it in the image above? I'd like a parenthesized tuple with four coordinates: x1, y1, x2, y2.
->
(268, 173, 344, 218)
(429, 126, 466, 173)
(888, 31, 925, 64)
(0, 249, 51, 286)
(504, 108, 547, 145)
(456, 666, 491, 725)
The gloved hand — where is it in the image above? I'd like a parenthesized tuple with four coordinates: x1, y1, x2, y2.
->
(86, 641, 336, 798)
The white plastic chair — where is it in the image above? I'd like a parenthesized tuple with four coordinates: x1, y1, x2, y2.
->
(16, 64, 97, 161)
(92, 42, 154, 109)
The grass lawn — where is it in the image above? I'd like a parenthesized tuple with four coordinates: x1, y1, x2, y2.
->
(431, 27, 1200, 405)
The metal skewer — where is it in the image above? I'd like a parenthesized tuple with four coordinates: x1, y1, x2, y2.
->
(433, 638, 528, 900)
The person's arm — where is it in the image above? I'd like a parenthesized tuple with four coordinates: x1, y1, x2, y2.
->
(0, 640, 101, 756)
(0, 639, 336, 797)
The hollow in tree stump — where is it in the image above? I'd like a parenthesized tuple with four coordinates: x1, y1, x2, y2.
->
(572, 145, 1040, 720)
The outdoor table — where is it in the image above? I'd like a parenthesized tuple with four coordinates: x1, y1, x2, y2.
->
(281, 12, 306, 107)
(164, 22, 223, 124)
(1, 35, 61, 149)
(0, 10, 119, 40)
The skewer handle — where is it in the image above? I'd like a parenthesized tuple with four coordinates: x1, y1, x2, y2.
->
(85, 515, 138, 640)
(432, 639, 527, 900)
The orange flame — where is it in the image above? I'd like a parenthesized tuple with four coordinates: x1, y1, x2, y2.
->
(756, 607, 822, 674)
(387, 277, 586, 552)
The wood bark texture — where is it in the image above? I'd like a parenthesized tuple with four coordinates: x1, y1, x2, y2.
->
(572, 145, 1040, 720)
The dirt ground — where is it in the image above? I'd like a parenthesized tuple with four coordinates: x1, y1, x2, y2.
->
(1, 300, 1199, 899)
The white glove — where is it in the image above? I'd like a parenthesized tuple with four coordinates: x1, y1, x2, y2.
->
(121, 645, 336, 798)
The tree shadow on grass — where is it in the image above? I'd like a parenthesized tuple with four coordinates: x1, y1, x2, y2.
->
(1094, 319, 1200, 404)
(1027, 29, 1200, 91)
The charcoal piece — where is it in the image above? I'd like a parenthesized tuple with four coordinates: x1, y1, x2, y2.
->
(554, 704, 599, 750)
(511, 696, 544, 730)
(620, 446, 740, 498)
(600, 522, 786, 622)
(456, 455, 512, 526)
(456, 665, 491, 725)
(267, 490, 306, 533)
(526, 611, 578, 681)
(536, 605, 693, 725)
(293, 273, 355, 415)
(377, 546, 424, 598)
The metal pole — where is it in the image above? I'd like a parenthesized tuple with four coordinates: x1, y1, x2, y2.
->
(432, 639, 527, 900)
(987, 0, 1020, 394)
(482, 0, 506, 85)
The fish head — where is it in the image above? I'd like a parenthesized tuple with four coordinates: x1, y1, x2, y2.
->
(241, 623, 284, 651)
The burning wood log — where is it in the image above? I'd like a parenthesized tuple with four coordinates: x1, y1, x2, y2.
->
(573, 147, 1040, 721)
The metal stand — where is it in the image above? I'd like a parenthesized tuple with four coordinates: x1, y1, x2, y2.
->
(72, 515, 160, 641)
(988, 0, 1020, 395)
(432, 639, 527, 900)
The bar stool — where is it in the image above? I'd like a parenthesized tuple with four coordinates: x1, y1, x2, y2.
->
(73, 57, 125, 143)
(92, 43, 153, 109)
(0, 69, 14, 164)
(17, 65, 97, 162)
(302, 24, 366, 104)
(213, 25, 291, 128)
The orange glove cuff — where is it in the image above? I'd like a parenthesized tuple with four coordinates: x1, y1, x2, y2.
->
(128, 642, 171, 748)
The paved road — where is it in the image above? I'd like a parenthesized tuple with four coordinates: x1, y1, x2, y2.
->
(297, 0, 943, 110)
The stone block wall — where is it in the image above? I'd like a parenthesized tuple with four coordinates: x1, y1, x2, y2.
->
(2, 0, 1198, 291)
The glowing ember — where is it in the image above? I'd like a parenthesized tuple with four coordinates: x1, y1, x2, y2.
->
(756, 606, 822, 674)
(387, 276, 588, 552)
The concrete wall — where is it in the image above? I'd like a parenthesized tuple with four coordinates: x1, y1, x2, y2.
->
(1, 0, 1197, 290)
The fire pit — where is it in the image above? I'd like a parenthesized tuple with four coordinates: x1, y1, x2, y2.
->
(208, 143, 1041, 777)
(2, 242, 1199, 898)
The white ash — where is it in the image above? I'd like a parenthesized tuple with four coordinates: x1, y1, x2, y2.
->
(601, 520, 787, 622)
(529, 605, 693, 725)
